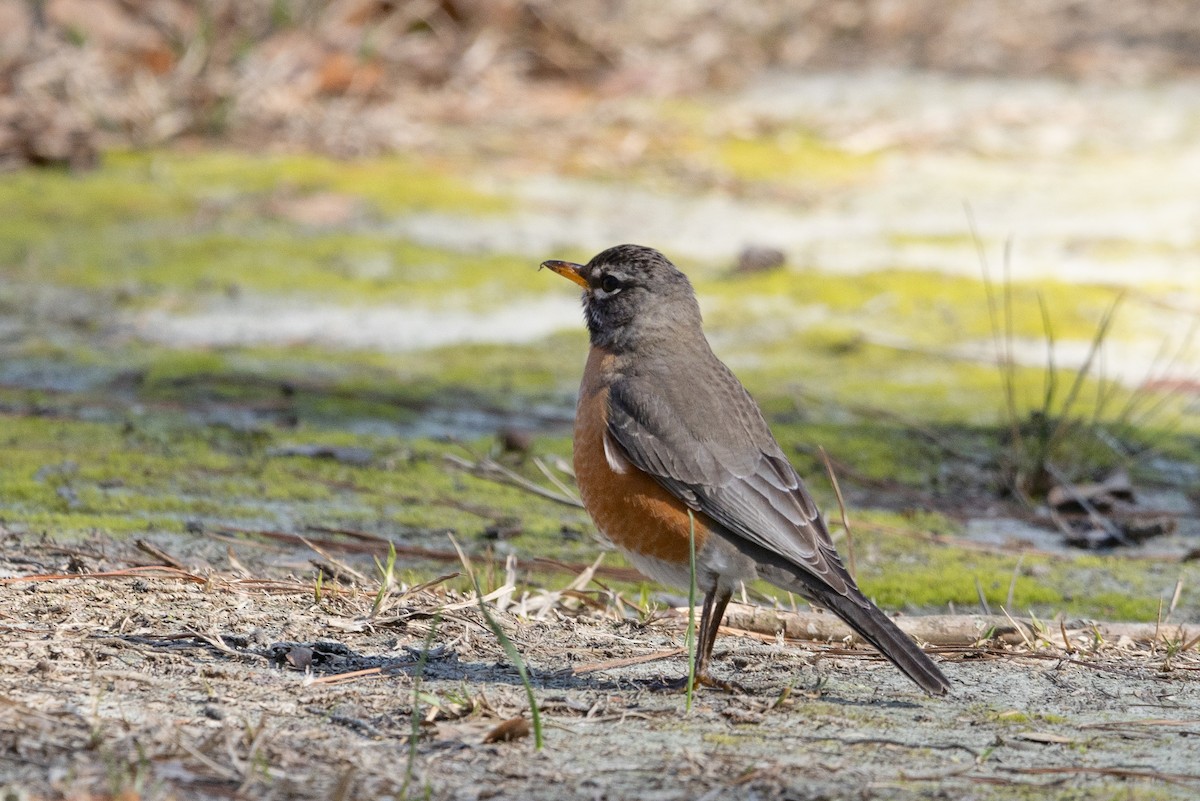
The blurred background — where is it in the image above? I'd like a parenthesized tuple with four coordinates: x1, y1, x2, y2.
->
(2, 0, 1199, 619)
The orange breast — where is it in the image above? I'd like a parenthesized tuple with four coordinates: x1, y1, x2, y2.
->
(573, 347, 712, 564)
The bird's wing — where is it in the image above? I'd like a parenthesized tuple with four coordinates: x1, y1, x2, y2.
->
(605, 370, 855, 597)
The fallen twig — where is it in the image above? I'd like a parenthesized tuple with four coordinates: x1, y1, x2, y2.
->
(711, 604, 1193, 648)
(305, 667, 384, 686)
(571, 648, 685, 676)
(0, 565, 207, 586)
(1005, 766, 1200, 787)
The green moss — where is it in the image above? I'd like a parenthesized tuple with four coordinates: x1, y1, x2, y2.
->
(131, 150, 509, 215)
(985, 709, 1069, 726)
(0, 149, 507, 287)
(702, 267, 1124, 346)
(855, 538, 1063, 614)
(1, 406, 1195, 622)
(716, 130, 877, 183)
(0, 414, 593, 560)
(833, 515, 1198, 621)
(18, 228, 545, 308)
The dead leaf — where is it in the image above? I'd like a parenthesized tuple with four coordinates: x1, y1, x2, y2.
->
(286, 645, 315, 670)
(483, 717, 530, 744)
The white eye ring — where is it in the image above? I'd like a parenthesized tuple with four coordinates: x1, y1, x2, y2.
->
(592, 285, 622, 300)
(595, 274, 624, 298)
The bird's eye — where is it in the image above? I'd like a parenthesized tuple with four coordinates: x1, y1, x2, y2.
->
(600, 274, 622, 293)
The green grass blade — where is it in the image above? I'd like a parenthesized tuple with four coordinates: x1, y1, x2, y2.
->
(401, 612, 441, 800)
(686, 509, 697, 714)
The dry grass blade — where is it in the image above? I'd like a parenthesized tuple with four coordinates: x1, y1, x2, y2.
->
(510, 554, 605, 619)
(443, 452, 583, 508)
(1005, 553, 1025, 609)
(1046, 292, 1125, 446)
(532, 456, 582, 504)
(299, 535, 371, 584)
(441, 584, 517, 612)
(998, 606, 1036, 649)
(1167, 577, 1184, 622)
(0, 566, 207, 585)
(135, 539, 186, 571)
(183, 629, 248, 659)
(397, 572, 461, 602)
(968, 205, 1020, 460)
(974, 576, 991, 615)
(818, 446, 856, 579)
(1116, 310, 1198, 431)
(216, 525, 644, 581)
(1035, 292, 1059, 428)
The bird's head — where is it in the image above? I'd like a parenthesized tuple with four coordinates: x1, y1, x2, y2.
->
(542, 244, 702, 351)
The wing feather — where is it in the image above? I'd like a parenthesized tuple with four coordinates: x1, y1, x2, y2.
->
(606, 375, 855, 598)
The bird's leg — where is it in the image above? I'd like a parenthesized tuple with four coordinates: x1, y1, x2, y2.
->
(692, 588, 735, 690)
(654, 588, 739, 693)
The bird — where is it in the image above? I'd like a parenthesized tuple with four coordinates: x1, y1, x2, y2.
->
(542, 244, 951, 696)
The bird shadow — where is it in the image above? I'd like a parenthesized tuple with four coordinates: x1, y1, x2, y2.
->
(118, 632, 934, 705)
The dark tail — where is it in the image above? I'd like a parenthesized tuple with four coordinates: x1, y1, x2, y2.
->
(814, 590, 951, 696)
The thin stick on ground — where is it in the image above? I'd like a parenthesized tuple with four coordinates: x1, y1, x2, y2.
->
(713, 604, 1194, 649)
(306, 667, 384, 687)
(571, 648, 685, 676)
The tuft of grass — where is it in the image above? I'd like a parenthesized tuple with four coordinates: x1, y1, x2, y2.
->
(971, 214, 1184, 502)
(370, 541, 398, 618)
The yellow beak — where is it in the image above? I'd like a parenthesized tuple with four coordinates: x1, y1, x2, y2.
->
(541, 260, 588, 288)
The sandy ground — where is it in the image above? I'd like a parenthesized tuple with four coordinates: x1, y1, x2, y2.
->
(3, 530, 1199, 801)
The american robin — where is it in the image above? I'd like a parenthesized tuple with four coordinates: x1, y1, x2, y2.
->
(543, 244, 951, 695)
